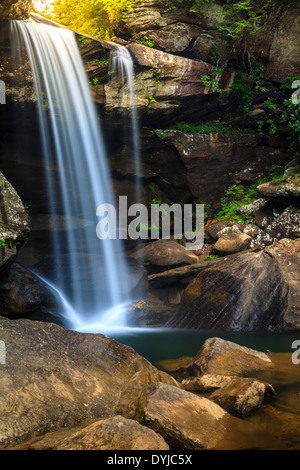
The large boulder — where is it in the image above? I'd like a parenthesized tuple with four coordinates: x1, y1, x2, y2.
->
(139, 382, 236, 450)
(213, 226, 252, 255)
(257, 180, 300, 204)
(182, 374, 237, 393)
(252, 206, 300, 249)
(237, 199, 268, 216)
(0, 263, 64, 324)
(129, 239, 199, 268)
(167, 239, 300, 332)
(10, 415, 170, 450)
(190, 337, 273, 378)
(0, 171, 30, 273)
(0, 316, 178, 449)
(104, 42, 235, 125)
(209, 377, 266, 416)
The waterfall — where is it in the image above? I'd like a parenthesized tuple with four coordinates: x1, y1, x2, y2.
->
(11, 20, 132, 331)
(110, 45, 142, 204)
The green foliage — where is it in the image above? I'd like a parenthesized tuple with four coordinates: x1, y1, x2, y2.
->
(0, 239, 14, 249)
(280, 76, 300, 92)
(257, 118, 277, 136)
(77, 35, 93, 45)
(282, 97, 300, 159)
(210, 42, 220, 66)
(232, 65, 266, 114)
(168, 120, 249, 135)
(201, 67, 225, 94)
(148, 184, 162, 205)
(215, 165, 285, 223)
(252, 64, 266, 91)
(206, 254, 219, 260)
(264, 165, 285, 181)
(35, 0, 277, 42)
(136, 39, 155, 48)
(257, 120, 264, 135)
(154, 130, 166, 139)
(263, 97, 277, 111)
(88, 58, 109, 66)
(266, 119, 277, 135)
(163, 0, 275, 39)
(35, 0, 124, 40)
(232, 71, 253, 113)
(148, 96, 157, 106)
(215, 182, 255, 223)
(218, 0, 274, 38)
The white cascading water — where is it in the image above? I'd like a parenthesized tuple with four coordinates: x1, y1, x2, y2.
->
(11, 20, 132, 331)
(110, 45, 142, 203)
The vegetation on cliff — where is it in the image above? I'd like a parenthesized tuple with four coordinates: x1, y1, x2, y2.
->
(34, 0, 280, 41)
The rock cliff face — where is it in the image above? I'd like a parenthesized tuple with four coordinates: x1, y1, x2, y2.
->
(116, 0, 300, 83)
(0, 0, 31, 19)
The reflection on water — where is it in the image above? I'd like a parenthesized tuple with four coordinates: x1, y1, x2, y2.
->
(105, 328, 300, 363)
(106, 329, 300, 450)
(217, 353, 300, 450)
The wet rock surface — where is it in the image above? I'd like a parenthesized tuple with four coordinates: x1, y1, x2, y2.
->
(0, 316, 178, 449)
